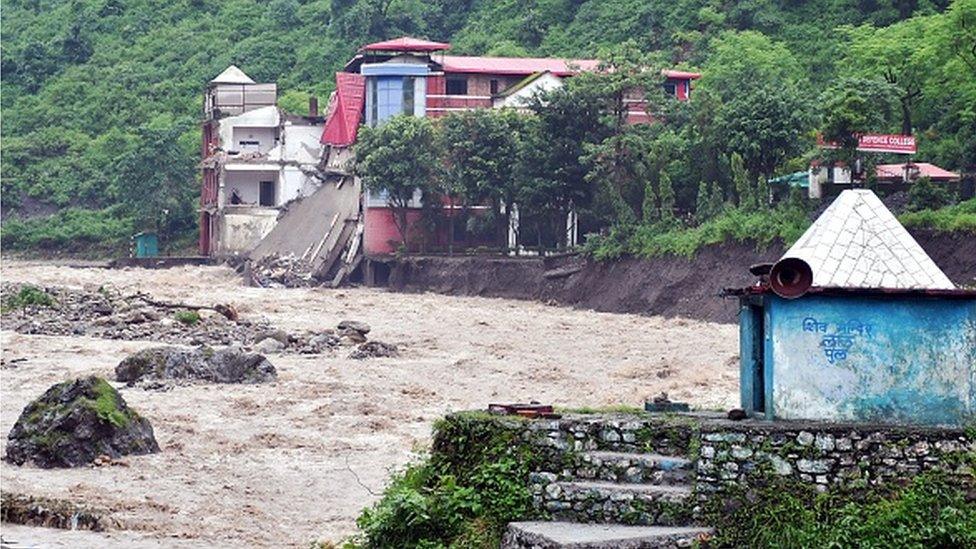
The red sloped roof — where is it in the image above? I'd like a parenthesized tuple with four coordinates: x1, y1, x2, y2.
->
(362, 37, 450, 52)
(876, 162, 960, 181)
(438, 56, 701, 80)
(321, 72, 366, 147)
(439, 55, 600, 76)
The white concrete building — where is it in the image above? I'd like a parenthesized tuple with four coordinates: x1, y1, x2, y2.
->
(200, 67, 326, 256)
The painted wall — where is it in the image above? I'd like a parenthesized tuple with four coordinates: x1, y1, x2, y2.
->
(759, 294, 976, 425)
(364, 207, 423, 255)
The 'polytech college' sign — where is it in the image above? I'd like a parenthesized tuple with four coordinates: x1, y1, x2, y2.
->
(818, 134, 917, 154)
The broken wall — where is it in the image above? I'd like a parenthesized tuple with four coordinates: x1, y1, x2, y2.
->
(217, 207, 280, 256)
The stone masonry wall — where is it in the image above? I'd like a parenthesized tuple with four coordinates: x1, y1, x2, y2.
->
(695, 423, 975, 494)
(446, 412, 976, 510)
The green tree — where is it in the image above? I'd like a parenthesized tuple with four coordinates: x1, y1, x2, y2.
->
(111, 122, 197, 243)
(730, 153, 754, 210)
(840, 17, 941, 135)
(707, 181, 725, 217)
(356, 116, 441, 250)
(439, 109, 524, 250)
(908, 177, 954, 211)
(719, 84, 812, 178)
(658, 171, 676, 224)
(642, 178, 659, 224)
(820, 78, 901, 168)
(695, 181, 710, 220)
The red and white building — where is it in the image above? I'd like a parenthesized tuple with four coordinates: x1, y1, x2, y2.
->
(320, 37, 700, 256)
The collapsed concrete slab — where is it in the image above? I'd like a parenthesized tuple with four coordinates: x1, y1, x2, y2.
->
(247, 162, 362, 286)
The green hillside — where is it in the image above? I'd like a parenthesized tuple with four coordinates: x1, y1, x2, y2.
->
(1, 0, 974, 253)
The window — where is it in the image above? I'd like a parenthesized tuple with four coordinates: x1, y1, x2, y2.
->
(663, 82, 677, 97)
(370, 76, 419, 125)
(259, 181, 276, 207)
(490, 79, 499, 95)
(446, 76, 468, 95)
(403, 76, 415, 115)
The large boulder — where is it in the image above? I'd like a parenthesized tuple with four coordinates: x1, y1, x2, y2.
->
(115, 345, 276, 385)
(5, 376, 159, 468)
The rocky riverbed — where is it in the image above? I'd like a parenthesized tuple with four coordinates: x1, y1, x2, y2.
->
(0, 282, 373, 355)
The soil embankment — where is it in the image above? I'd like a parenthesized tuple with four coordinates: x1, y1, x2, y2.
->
(388, 229, 976, 324)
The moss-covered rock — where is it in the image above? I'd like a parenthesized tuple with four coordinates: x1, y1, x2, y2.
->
(115, 345, 276, 385)
(5, 376, 159, 468)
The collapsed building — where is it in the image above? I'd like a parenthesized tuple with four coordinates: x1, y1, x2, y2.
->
(199, 38, 701, 284)
(729, 189, 976, 426)
(200, 66, 328, 256)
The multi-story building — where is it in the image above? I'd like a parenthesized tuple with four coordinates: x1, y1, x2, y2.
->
(200, 66, 325, 256)
(319, 37, 701, 257)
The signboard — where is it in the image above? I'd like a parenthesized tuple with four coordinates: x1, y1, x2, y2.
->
(818, 133, 916, 154)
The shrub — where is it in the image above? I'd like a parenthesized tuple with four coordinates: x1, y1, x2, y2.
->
(173, 310, 200, 326)
(586, 203, 810, 260)
(2, 285, 56, 311)
(900, 198, 976, 232)
(907, 176, 954, 212)
(709, 472, 976, 548)
(353, 413, 539, 548)
(0, 208, 132, 254)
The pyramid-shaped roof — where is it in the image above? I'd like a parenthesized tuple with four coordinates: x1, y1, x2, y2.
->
(211, 65, 255, 85)
(781, 189, 954, 290)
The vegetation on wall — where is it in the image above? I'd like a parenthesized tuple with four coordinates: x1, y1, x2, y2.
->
(708, 472, 976, 548)
(2, 0, 974, 253)
(352, 413, 541, 548)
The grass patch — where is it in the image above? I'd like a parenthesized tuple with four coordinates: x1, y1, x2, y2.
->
(709, 472, 976, 548)
(900, 198, 976, 232)
(557, 404, 648, 415)
(173, 310, 200, 326)
(2, 285, 56, 312)
(84, 378, 131, 428)
(586, 205, 810, 260)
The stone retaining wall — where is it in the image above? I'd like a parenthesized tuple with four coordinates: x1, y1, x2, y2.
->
(695, 423, 975, 494)
(450, 412, 975, 500)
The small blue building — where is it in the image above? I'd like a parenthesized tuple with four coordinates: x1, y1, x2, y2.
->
(734, 190, 976, 426)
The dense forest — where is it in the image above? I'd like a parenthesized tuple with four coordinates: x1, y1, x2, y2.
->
(1, 0, 974, 253)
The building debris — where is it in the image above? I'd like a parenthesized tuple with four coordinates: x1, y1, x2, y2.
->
(487, 403, 559, 418)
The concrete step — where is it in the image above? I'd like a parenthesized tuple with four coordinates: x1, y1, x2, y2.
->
(540, 481, 693, 526)
(501, 521, 713, 549)
(575, 451, 692, 485)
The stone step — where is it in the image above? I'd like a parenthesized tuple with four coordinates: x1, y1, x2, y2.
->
(574, 451, 692, 485)
(538, 481, 694, 526)
(501, 521, 713, 549)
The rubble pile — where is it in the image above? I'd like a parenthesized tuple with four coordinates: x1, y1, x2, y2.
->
(1, 284, 400, 357)
(5, 376, 159, 468)
(248, 254, 319, 288)
(116, 345, 277, 387)
(0, 283, 332, 353)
